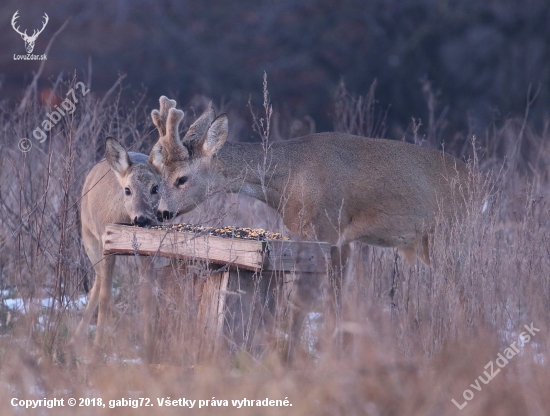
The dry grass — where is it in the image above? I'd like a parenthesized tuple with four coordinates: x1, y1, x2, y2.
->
(0, 79, 549, 415)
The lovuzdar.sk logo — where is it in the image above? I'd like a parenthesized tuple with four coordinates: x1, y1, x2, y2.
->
(12, 10, 48, 61)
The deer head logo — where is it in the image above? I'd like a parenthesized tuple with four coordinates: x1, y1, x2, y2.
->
(11, 11, 49, 54)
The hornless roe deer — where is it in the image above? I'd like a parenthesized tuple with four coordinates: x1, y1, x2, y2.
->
(72, 137, 161, 354)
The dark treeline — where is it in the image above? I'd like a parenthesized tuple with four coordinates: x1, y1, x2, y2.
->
(1, 0, 550, 145)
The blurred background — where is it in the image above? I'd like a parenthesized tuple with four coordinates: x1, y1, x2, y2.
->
(1, 0, 550, 144)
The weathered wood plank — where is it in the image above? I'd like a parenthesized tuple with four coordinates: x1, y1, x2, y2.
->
(102, 224, 264, 271)
(263, 240, 331, 273)
(102, 224, 332, 273)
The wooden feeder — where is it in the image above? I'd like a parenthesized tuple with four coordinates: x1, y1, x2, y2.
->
(102, 224, 331, 357)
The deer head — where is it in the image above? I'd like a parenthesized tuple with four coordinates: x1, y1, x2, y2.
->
(150, 101, 227, 216)
(12, 11, 49, 54)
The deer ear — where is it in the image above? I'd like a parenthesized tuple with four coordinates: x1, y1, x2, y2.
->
(199, 114, 228, 157)
(183, 101, 216, 149)
(148, 141, 164, 173)
(105, 137, 132, 178)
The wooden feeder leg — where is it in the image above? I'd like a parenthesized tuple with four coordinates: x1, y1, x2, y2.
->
(196, 270, 230, 359)
(138, 256, 156, 363)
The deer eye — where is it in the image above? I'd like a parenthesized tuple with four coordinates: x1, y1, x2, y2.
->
(176, 176, 188, 186)
(125, 187, 131, 195)
(151, 185, 159, 195)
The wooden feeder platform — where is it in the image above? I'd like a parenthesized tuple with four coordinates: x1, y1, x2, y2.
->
(102, 224, 331, 358)
(103, 224, 330, 274)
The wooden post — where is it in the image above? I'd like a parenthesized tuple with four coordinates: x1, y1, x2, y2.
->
(196, 270, 229, 359)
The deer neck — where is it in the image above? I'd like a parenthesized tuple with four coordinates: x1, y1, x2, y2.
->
(216, 142, 288, 207)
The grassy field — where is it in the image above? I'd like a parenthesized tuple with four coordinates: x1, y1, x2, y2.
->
(0, 78, 549, 415)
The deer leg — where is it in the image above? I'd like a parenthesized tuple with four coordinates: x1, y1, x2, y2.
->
(419, 234, 431, 265)
(330, 243, 353, 353)
(71, 272, 101, 346)
(330, 243, 351, 314)
(399, 235, 431, 265)
(94, 255, 116, 348)
(71, 235, 103, 348)
(280, 244, 352, 361)
(399, 246, 417, 264)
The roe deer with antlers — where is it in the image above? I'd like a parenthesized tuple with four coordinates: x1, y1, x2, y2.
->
(151, 96, 469, 265)
(72, 137, 161, 353)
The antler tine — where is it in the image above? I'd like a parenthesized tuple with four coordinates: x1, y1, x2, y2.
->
(159, 96, 177, 119)
(151, 96, 177, 137)
(155, 106, 186, 158)
(166, 107, 185, 142)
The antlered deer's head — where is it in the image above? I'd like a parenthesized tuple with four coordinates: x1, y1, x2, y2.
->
(149, 97, 228, 216)
(11, 11, 49, 54)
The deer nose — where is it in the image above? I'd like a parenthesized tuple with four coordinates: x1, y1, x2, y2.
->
(133, 215, 150, 227)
